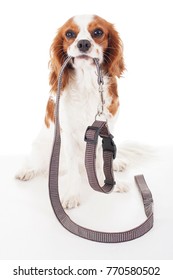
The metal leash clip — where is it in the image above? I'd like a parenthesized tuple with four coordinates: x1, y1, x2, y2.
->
(93, 58, 108, 121)
(95, 82, 108, 121)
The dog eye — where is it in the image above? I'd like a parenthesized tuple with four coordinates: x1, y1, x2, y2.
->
(92, 28, 104, 38)
(65, 30, 76, 38)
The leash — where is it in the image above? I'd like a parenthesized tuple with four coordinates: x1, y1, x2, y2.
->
(49, 56, 154, 243)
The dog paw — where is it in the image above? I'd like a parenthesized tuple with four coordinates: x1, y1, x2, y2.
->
(113, 158, 127, 172)
(113, 181, 129, 193)
(62, 194, 80, 209)
(15, 169, 36, 181)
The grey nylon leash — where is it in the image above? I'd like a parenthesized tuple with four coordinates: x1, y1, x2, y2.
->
(49, 56, 154, 243)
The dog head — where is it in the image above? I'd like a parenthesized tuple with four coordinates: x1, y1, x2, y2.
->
(49, 14, 125, 91)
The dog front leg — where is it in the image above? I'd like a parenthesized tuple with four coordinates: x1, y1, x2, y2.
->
(59, 131, 81, 209)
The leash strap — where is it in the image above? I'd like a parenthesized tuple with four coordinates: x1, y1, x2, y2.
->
(49, 57, 154, 243)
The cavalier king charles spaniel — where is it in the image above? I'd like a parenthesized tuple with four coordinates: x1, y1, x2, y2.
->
(16, 14, 128, 208)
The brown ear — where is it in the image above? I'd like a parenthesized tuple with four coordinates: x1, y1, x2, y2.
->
(103, 25, 125, 78)
(49, 30, 70, 92)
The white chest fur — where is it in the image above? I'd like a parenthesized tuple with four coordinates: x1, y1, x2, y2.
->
(59, 61, 114, 140)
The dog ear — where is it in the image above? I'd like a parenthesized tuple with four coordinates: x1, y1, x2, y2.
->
(49, 30, 70, 92)
(49, 62, 58, 93)
(103, 25, 125, 78)
(49, 30, 64, 92)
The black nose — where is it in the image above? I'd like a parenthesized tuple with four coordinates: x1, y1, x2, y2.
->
(77, 39, 91, 52)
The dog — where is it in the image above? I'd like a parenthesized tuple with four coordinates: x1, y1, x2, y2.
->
(16, 14, 129, 208)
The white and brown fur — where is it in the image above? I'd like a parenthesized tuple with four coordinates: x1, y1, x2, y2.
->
(16, 15, 129, 208)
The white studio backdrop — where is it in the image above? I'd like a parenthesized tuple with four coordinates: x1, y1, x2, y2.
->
(0, 0, 173, 155)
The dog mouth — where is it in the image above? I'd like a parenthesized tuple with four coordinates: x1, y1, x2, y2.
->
(71, 55, 95, 65)
(75, 55, 91, 60)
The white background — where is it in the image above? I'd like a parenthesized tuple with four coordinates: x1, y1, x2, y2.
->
(0, 0, 173, 263)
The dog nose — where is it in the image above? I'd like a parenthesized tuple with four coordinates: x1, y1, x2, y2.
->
(77, 39, 91, 52)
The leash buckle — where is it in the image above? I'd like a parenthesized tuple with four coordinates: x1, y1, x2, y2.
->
(102, 135, 117, 159)
(84, 126, 100, 144)
(104, 179, 116, 186)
